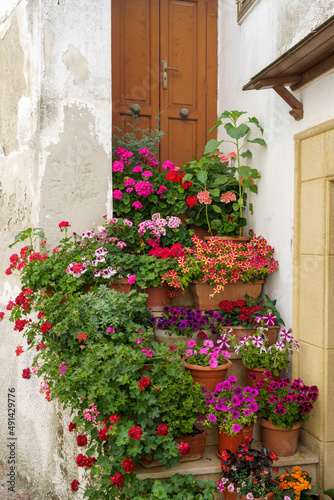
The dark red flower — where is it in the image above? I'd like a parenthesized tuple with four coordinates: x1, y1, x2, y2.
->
(71, 479, 80, 492)
(166, 171, 181, 183)
(38, 311, 45, 319)
(110, 473, 124, 487)
(0, 312, 4, 320)
(14, 319, 28, 332)
(36, 343, 46, 351)
(139, 377, 151, 391)
(69, 422, 77, 432)
(15, 346, 24, 356)
(156, 424, 169, 436)
(76, 454, 96, 468)
(98, 427, 109, 441)
(178, 442, 191, 455)
(22, 368, 31, 379)
(128, 426, 143, 440)
(77, 435, 88, 447)
(122, 458, 135, 473)
(219, 301, 234, 313)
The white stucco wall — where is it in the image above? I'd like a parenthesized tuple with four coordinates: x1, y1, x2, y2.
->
(218, 0, 334, 329)
(0, 1, 111, 498)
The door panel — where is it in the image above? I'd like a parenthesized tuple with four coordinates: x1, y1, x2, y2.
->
(112, 0, 217, 167)
(112, 0, 160, 133)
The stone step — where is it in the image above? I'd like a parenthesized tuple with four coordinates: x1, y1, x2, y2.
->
(135, 443, 319, 499)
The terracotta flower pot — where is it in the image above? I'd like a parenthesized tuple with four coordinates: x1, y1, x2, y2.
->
(190, 225, 217, 239)
(140, 427, 207, 468)
(229, 325, 279, 347)
(184, 359, 232, 392)
(153, 329, 196, 349)
(189, 280, 265, 310)
(224, 486, 276, 500)
(83, 279, 131, 294)
(145, 285, 172, 311)
(217, 424, 254, 457)
(243, 365, 281, 388)
(259, 418, 302, 456)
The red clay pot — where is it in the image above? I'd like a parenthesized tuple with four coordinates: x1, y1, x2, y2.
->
(145, 285, 172, 311)
(224, 486, 277, 500)
(217, 424, 254, 456)
(259, 418, 302, 456)
(230, 325, 279, 347)
(184, 359, 232, 392)
(204, 236, 250, 243)
(189, 280, 265, 310)
(83, 279, 131, 294)
(243, 365, 281, 387)
(140, 427, 207, 468)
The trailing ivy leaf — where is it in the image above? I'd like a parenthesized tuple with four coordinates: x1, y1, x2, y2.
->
(248, 116, 264, 134)
(241, 149, 252, 158)
(249, 202, 253, 214)
(204, 139, 223, 154)
(224, 122, 250, 140)
(248, 138, 267, 147)
(250, 168, 260, 179)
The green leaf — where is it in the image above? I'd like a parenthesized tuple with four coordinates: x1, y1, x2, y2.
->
(122, 192, 130, 205)
(237, 166, 251, 178)
(248, 116, 264, 134)
(248, 138, 267, 147)
(181, 173, 193, 182)
(197, 171, 208, 184)
(224, 123, 249, 140)
(232, 203, 239, 212)
(214, 175, 230, 186)
(212, 205, 222, 213)
(240, 149, 252, 158)
(204, 139, 222, 154)
(249, 203, 253, 214)
(209, 188, 220, 198)
(250, 184, 258, 194)
(242, 178, 252, 188)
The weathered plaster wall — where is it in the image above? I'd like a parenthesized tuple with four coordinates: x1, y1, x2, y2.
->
(0, 0, 111, 498)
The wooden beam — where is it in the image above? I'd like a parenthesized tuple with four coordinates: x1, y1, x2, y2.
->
(252, 76, 302, 90)
(273, 85, 304, 121)
(290, 54, 334, 91)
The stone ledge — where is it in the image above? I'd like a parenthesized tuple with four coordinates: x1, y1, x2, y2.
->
(135, 442, 319, 481)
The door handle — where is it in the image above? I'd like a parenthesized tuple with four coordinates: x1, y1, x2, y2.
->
(162, 60, 179, 90)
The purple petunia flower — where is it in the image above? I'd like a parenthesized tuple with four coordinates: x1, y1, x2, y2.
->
(208, 414, 217, 422)
(248, 402, 258, 412)
(232, 411, 240, 420)
(232, 424, 241, 433)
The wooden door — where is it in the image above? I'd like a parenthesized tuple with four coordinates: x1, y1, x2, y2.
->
(112, 0, 217, 168)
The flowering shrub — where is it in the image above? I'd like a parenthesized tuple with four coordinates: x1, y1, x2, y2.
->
(219, 295, 284, 330)
(112, 147, 189, 222)
(257, 376, 319, 429)
(201, 376, 259, 436)
(217, 437, 279, 498)
(184, 337, 231, 368)
(161, 234, 279, 296)
(151, 306, 225, 338)
(230, 327, 299, 375)
(205, 110, 267, 236)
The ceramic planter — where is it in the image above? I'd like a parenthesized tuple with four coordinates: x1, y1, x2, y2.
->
(217, 424, 254, 457)
(229, 325, 279, 347)
(184, 359, 232, 392)
(189, 280, 265, 310)
(242, 364, 281, 388)
(259, 418, 302, 456)
(145, 285, 172, 311)
(140, 427, 207, 468)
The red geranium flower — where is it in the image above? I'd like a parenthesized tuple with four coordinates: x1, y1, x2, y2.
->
(98, 427, 109, 441)
(128, 426, 143, 440)
(71, 479, 80, 492)
(186, 196, 198, 208)
(122, 458, 135, 473)
(77, 435, 88, 447)
(110, 473, 124, 487)
(178, 442, 191, 455)
(69, 422, 77, 432)
(110, 413, 120, 423)
(22, 368, 31, 379)
(59, 221, 71, 229)
(15, 346, 24, 356)
(41, 322, 52, 334)
(139, 377, 151, 391)
(156, 424, 169, 436)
